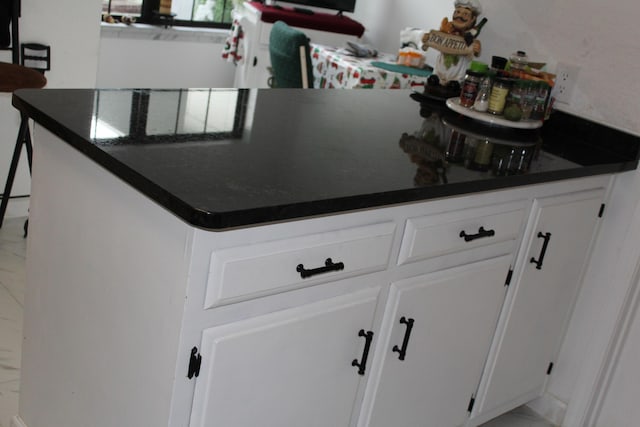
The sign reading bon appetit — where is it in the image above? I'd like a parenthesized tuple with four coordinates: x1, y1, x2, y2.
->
(422, 31, 475, 56)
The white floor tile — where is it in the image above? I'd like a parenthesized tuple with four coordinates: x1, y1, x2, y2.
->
(0, 219, 26, 308)
(0, 380, 19, 427)
(0, 217, 26, 427)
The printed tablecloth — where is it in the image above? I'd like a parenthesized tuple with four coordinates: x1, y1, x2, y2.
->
(310, 44, 431, 89)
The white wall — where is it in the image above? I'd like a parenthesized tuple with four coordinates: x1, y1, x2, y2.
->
(96, 25, 235, 88)
(0, 0, 102, 217)
(20, 0, 102, 87)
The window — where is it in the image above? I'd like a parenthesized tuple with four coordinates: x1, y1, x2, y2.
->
(102, 0, 233, 28)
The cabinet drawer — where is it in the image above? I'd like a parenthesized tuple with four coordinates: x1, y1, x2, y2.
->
(205, 222, 395, 308)
(398, 201, 527, 266)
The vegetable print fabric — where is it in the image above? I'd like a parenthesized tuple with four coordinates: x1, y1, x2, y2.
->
(310, 44, 428, 89)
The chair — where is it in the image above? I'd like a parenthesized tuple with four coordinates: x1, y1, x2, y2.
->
(268, 21, 314, 88)
(21, 43, 51, 73)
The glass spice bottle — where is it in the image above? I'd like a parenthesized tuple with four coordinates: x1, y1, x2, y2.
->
(520, 81, 536, 120)
(530, 81, 551, 120)
(507, 80, 525, 109)
(487, 78, 511, 115)
(460, 70, 484, 107)
(445, 130, 466, 163)
(469, 139, 493, 171)
(473, 76, 491, 112)
(509, 51, 528, 70)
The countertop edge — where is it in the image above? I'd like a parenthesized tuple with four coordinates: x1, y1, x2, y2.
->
(13, 91, 638, 231)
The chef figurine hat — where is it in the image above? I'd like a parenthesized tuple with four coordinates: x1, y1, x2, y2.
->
(454, 0, 482, 16)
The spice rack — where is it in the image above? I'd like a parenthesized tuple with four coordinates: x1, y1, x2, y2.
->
(446, 98, 543, 129)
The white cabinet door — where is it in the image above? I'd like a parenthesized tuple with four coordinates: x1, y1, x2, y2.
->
(475, 189, 604, 416)
(361, 256, 511, 427)
(189, 287, 380, 427)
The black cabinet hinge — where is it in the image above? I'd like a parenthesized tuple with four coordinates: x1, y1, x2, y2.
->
(188, 346, 202, 379)
(547, 362, 554, 375)
(467, 395, 476, 412)
(598, 204, 605, 218)
(505, 268, 514, 286)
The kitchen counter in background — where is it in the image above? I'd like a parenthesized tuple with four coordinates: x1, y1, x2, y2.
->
(12, 88, 640, 229)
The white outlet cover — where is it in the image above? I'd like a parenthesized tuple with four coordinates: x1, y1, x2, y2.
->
(552, 62, 580, 104)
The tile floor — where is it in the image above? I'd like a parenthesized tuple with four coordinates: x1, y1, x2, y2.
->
(480, 405, 557, 427)
(0, 215, 555, 427)
(0, 217, 26, 427)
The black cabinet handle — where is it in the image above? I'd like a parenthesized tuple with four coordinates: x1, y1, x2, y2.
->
(392, 316, 414, 361)
(459, 226, 495, 242)
(530, 232, 552, 270)
(352, 329, 374, 376)
(297, 258, 344, 279)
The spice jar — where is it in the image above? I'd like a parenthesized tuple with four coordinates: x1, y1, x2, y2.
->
(469, 139, 493, 171)
(530, 81, 550, 120)
(507, 80, 525, 108)
(473, 76, 491, 112)
(520, 81, 536, 120)
(509, 51, 528, 70)
(459, 70, 484, 107)
(445, 130, 466, 163)
(487, 78, 511, 115)
(462, 137, 479, 168)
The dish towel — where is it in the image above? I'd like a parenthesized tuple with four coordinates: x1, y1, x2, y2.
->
(0, 0, 12, 48)
(221, 18, 245, 65)
(371, 61, 433, 77)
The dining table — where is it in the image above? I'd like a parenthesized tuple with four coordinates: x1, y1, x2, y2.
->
(309, 43, 433, 90)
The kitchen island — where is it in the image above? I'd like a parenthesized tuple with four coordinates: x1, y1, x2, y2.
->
(11, 88, 640, 427)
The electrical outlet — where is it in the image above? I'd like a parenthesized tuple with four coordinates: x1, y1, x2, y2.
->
(553, 62, 580, 104)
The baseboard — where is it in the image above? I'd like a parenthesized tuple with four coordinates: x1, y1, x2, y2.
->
(526, 393, 567, 426)
(11, 415, 28, 427)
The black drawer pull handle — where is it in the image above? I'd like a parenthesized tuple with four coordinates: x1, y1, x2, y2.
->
(392, 316, 414, 361)
(459, 226, 495, 242)
(530, 232, 552, 270)
(297, 258, 344, 279)
(352, 329, 374, 376)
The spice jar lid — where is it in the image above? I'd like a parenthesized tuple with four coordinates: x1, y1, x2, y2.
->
(469, 61, 488, 74)
(466, 70, 485, 78)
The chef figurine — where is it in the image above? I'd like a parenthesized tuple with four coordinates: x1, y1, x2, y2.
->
(423, 0, 485, 85)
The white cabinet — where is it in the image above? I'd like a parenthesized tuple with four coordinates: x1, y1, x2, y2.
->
(232, 3, 361, 88)
(470, 188, 606, 424)
(187, 196, 526, 427)
(189, 287, 380, 427)
(20, 130, 615, 427)
(361, 256, 511, 427)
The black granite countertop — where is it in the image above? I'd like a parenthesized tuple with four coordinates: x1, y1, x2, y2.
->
(12, 88, 640, 229)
